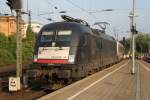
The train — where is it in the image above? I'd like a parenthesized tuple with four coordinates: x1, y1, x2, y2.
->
(27, 15, 124, 82)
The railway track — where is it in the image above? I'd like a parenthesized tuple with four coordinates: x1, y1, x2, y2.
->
(0, 64, 75, 100)
(0, 71, 55, 100)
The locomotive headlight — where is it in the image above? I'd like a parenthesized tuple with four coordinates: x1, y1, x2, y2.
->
(68, 55, 75, 64)
(34, 55, 38, 62)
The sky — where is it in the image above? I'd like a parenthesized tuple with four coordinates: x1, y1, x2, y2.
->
(0, 0, 150, 40)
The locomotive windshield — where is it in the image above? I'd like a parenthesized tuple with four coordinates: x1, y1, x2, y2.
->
(56, 30, 72, 42)
(40, 31, 53, 42)
(40, 30, 72, 42)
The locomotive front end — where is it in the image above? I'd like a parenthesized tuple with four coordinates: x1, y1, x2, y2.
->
(34, 29, 76, 66)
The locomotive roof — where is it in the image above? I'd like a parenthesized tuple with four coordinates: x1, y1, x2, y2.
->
(42, 21, 90, 31)
(41, 21, 115, 42)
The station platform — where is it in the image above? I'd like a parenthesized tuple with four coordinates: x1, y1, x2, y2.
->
(38, 60, 150, 100)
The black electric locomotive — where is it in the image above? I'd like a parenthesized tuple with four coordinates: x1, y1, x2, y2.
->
(31, 15, 119, 80)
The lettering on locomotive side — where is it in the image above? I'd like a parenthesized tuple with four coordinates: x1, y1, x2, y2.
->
(38, 47, 70, 59)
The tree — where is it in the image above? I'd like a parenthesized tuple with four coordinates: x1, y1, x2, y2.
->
(0, 49, 15, 65)
(0, 33, 8, 49)
(8, 34, 16, 57)
(136, 33, 150, 53)
(0, 33, 16, 65)
(122, 33, 150, 55)
(0, 28, 36, 65)
(22, 27, 35, 62)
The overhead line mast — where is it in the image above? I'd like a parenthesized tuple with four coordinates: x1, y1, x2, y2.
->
(130, 0, 138, 74)
(6, 0, 22, 91)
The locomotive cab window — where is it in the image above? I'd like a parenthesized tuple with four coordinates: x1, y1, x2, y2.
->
(56, 30, 72, 42)
(40, 31, 53, 42)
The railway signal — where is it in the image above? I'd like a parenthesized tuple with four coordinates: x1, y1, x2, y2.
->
(6, 0, 13, 13)
(6, 0, 13, 10)
(131, 26, 138, 34)
(6, 0, 22, 10)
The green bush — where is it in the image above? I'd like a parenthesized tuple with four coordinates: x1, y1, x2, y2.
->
(22, 41, 34, 62)
(22, 27, 35, 62)
(8, 35, 17, 58)
(0, 28, 35, 65)
(0, 33, 8, 49)
(0, 49, 15, 65)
